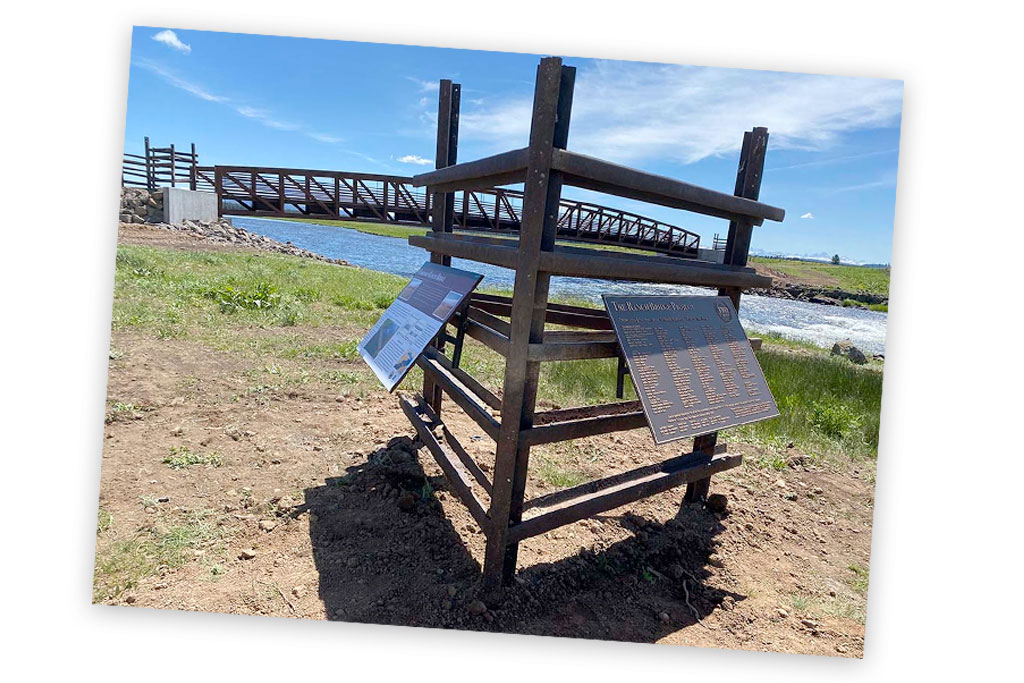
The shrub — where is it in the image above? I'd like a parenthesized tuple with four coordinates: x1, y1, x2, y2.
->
(810, 401, 861, 439)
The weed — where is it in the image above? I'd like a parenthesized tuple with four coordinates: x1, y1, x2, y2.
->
(847, 564, 869, 594)
(754, 453, 789, 471)
(106, 401, 144, 423)
(277, 307, 301, 327)
(139, 494, 160, 508)
(791, 593, 811, 612)
(338, 340, 360, 361)
(293, 286, 321, 302)
(211, 282, 281, 313)
(97, 508, 113, 534)
(163, 446, 222, 470)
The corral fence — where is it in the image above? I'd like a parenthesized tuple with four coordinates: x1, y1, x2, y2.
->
(122, 137, 215, 192)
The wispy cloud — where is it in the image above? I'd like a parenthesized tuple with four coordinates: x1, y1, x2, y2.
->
(823, 171, 898, 194)
(136, 60, 343, 145)
(152, 30, 191, 55)
(453, 61, 903, 165)
(406, 76, 440, 93)
(397, 154, 432, 166)
(768, 148, 900, 172)
(800, 212, 815, 219)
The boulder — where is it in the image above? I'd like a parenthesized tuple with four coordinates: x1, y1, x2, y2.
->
(831, 339, 867, 364)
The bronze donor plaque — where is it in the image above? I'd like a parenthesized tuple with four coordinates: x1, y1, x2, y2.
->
(603, 295, 779, 445)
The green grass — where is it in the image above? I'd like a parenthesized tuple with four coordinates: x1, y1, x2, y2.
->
(734, 349, 882, 467)
(112, 244, 882, 468)
(751, 256, 890, 296)
(93, 509, 229, 602)
(847, 563, 870, 594)
(535, 455, 589, 488)
(97, 509, 113, 534)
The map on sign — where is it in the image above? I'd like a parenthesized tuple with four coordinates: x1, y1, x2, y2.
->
(603, 295, 779, 445)
(359, 262, 483, 392)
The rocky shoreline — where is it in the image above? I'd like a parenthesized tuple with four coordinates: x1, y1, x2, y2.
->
(750, 283, 887, 309)
(133, 219, 352, 266)
(119, 188, 350, 266)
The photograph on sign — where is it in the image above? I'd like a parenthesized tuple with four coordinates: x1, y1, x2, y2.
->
(358, 261, 482, 392)
(604, 295, 780, 445)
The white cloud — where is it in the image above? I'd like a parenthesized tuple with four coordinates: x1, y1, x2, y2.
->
(800, 212, 815, 219)
(454, 61, 903, 165)
(152, 30, 191, 55)
(136, 61, 344, 146)
(406, 77, 440, 93)
(309, 132, 344, 144)
(397, 154, 433, 166)
(824, 171, 898, 194)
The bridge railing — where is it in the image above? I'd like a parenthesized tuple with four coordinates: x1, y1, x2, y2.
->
(122, 140, 700, 256)
(213, 165, 700, 257)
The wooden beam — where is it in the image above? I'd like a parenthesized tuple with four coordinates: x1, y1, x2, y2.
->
(411, 147, 529, 192)
(483, 58, 575, 596)
(400, 395, 492, 533)
(509, 450, 741, 542)
(416, 354, 500, 441)
(551, 148, 785, 223)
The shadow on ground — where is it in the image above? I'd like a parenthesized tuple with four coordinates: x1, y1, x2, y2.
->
(300, 436, 738, 643)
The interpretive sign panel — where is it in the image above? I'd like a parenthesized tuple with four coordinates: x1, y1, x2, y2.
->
(360, 262, 483, 392)
(603, 295, 779, 444)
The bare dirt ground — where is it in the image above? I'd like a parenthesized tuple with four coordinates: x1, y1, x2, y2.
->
(97, 227, 873, 656)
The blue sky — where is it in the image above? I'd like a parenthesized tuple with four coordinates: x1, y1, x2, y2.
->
(126, 27, 903, 264)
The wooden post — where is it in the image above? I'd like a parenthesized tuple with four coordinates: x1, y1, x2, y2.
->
(144, 137, 153, 191)
(482, 58, 575, 599)
(190, 143, 198, 190)
(423, 79, 461, 414)
(684, 127, 769, 504)
(214, 166, 223, 217)
(169, 143, 176, 188)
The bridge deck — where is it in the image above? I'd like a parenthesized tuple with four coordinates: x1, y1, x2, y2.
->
(198, 165, 702, 257)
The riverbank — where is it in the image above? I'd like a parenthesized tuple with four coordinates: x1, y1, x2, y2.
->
(269, 216, 890, 310)
(98, 232, 878, 654)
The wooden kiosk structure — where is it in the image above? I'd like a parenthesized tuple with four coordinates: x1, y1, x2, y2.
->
(399, 57, 785, 598)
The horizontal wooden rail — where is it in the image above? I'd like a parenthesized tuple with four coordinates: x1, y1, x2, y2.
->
(411, 147, 529, 193)
(416, 354, 502, 440)
(399, 395, 492, 532)
(509, 449, 740, 542)
(412, 232, 771, 288)
(522, 401, 648, 446)
(551, 149, 785, 224)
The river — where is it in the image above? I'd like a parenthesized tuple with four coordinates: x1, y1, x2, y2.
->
(228, 217, 888, 355)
